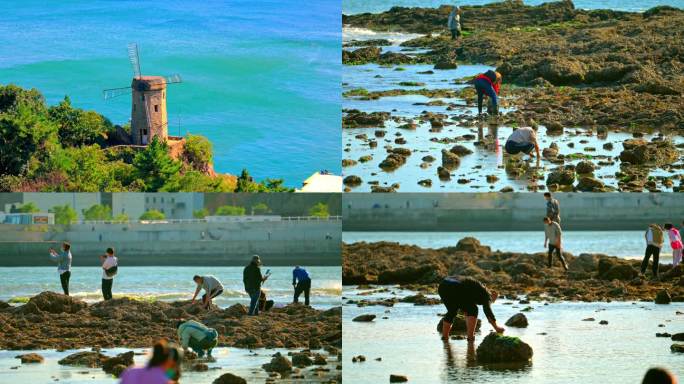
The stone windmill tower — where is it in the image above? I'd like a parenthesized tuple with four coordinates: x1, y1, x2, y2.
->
(104, 43, 182, 145)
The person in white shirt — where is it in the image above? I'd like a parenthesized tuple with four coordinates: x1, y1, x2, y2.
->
(191, 275, 224, 309)
(448, 6, 462, 40)
(641, 224, 664, 278)
(100, 247, 118, 301)
(505, 127, 541, 168)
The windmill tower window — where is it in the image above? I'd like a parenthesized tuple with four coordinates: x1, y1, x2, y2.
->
(154, 105, 159, 112)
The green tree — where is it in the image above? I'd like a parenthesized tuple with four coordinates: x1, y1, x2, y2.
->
(193, 208, 210, 219)
(132, 137, 182, 191)
(13, 202, 40, 213)
(82, 204, 112, 221)
(139, 209, 165, 220)
(215, 205, 246, 216)
(162, 170, 233, 192)
(235, 169, 259, 192)
(252, 202, 270, 215)
(48, 96, 112, 147)
(113, 213, 129, 223)
(182, 134, 212, 172)
(309, 202, 329, 218)
(49, 204, 77, 225)
(0, 105, 57, 176)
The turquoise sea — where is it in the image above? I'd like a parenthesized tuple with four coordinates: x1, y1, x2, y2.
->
(0, 0, 341, 186)
(343, 0, 684, 14)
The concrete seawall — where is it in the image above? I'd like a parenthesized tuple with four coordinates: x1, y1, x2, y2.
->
(0, 219, 341, 266)
(343, 193, 684, 231)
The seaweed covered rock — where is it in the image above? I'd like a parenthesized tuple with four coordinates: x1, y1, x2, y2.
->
(343, 109, 390, 128)
(22, 291, 87, 314)
(476, 333, 533, 364)
(262, 353, 293, 374)
(546, 168, 575, 186)
(655, 289, 672, 304)
(58, 351, 107, 368)
(15, 353, 44, 364)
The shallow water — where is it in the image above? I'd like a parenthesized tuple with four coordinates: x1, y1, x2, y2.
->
(343, 231, 680, 260)
(342, 286, 684, 384)
(0, 0, 341, 184)
(343, 0, 684, 14)
(342, 42, 684, 192)
(0, 266, 341, 309)
(0, 346, 339, 383)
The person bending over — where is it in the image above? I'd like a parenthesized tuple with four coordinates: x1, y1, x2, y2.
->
(473, 70, 501, 116)
(191, 275, 224, 309)
(120, 339, 183, 384)
(176, 320, 218, 359)
(505, 126, 541, 168)
(49, 242, 72, 296)
(438, 276, 504, 342)
(292, 265, 312, 306)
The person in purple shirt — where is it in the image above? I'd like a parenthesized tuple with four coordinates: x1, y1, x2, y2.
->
(120, 339, 183, 384)
(292, 266, 312, 306)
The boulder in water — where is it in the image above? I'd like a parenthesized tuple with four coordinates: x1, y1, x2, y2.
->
(390, 374, 409, 382)
(476, 333, 533, 364)
(15, 353, 44, 364)
(505, 313, 529, 328)
(655, 289, 672, 304)
(292, 353, 314, 367)
(102, 351, 134, 377)
(58, 351, 107, 368)
(213, 373, 248, 384)
(353, 314, 376, 322)
(671, 333, 684, 341)
(671, 344, 684, 353)
(262, 353, 292, 373)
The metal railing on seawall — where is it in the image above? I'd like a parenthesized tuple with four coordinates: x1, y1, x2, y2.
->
(77, 215, 342, 225)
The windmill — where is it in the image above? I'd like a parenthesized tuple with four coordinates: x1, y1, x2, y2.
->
(103, 43, 182, 145)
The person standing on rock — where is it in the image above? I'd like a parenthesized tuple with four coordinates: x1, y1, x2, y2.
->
(504, 126, 541, 168)
(664, 223, 683, 267)
(473, 70, 501, 117)
(437, 276, 504, 342)
(177, 320, 219, 359)
(544, 217, 568, 270)
(191, 275, 224, 309)
(641, 224, 664, 278)
(120, 339, 183, 384)
(100, 247, 118, 301)
(447, 6, 461, 40)
(544, 192, 561, 224)
(292, 265, 312, 306)
(244, 255, 269, 315)
(48, 242, 72, 296)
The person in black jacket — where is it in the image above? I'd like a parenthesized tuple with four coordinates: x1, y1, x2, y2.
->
(437, 276, 504, 342)
(243, 255, 269, 315)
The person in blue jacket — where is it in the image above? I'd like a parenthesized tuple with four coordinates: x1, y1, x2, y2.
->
(292, 266, 312, 306)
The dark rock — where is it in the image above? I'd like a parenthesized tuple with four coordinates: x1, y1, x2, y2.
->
(353, 314, 376, 322)
(262, 353, 292, 373)
(505, 313, 529, 328)
(343, 175, 362, 187)
(213, 373, 248, 384)
(655, 289, 672, 304)
(15, 353, 44, 364)
(390, 374, 409, 382)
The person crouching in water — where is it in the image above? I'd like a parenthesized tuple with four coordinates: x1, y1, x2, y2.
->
(191, 275, 224, 309)
(664, 223, 683, 267)
(120, 339, 183, 384)
(504, 126, 541, 168)
(49, 242, 72, 296)
(544, 217, 568, 270)
(438, 276, 504, 342)
(641, 224, 664, 278)
(176, 319, 218, 358)
(292, 265, 312, 306)
(473, 70, 501, 117)
(100, 248, 118, 301)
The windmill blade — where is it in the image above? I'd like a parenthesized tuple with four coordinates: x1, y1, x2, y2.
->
(165, 74, 182, 84)
(103, 86, 132, 100)
(127, 43, 142, 79)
